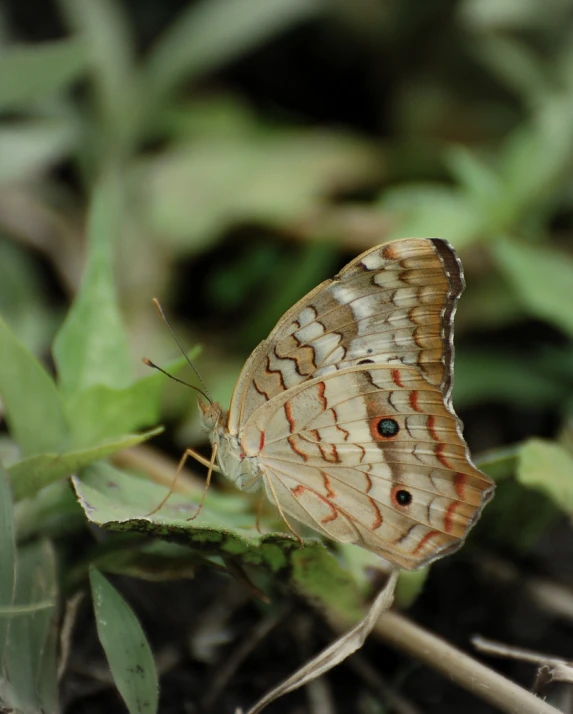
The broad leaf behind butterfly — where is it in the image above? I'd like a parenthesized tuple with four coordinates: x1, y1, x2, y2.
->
(197, 238, 494, 569)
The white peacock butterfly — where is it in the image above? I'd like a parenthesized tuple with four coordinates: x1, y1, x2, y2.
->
(163, 238, 495, 570)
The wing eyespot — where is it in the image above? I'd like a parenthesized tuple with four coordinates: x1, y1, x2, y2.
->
(391, 486, 413, 508)
(371, 416, 400, 440)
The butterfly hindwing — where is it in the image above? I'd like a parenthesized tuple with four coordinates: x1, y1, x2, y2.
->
(239, 364, 493, 568)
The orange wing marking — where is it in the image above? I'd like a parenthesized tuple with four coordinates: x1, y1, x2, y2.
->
(427, 415, 441, 443)
(412, 529, 440, 555)
(258, 430, 266, 452)
(320, 471, 336, 499)
(284, 401, 296, 433)
(319, 442, 340, 464)
(288, 436, 309, 462)
(368, 497, 383, 530)
(409, 390, 421, 412)
(443, 500, 460, 534)
(291, 484, 338, 524)
(435, 442, 454, 470)
(336, 421, 351, 441)
(316, 381, 327, 409)
(363, 470, 373, 493)
(454, 472, 467, 500)
(391, 369, 404, 387)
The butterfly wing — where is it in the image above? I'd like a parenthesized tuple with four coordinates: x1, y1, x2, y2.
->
(221, 237, 493, 568)
(228, 238, 462, 433)
(240, 365, 494, 569)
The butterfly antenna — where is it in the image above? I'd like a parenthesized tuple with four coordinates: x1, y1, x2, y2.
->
(142, 358, 211, 403)
(151, 297, 213, 404)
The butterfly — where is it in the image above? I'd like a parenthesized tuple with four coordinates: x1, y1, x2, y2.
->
(197, 238, 494, 569)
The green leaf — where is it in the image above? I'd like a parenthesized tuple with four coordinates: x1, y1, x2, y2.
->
(90, 567, 158, 714)
(8, 428, 162, 502)
(0, 237, 58, 356)
(0, 38, 88, 111)
(517, 438, 573, 515)
(141, 129, 377, 250)
(395, 568, 429, 609)
(145, 0, 323, 100)
(14, 482, 84, 543)
(445, 145, 501, 211)
(0, 318, 67, 457)
(0, 463, 16, 667)
(476, 446, 520, 482)
(492, 239, 573, 338)
(0, 541, 58, 713)
(73, 465, 365, 621)
(378, 184, 483, 247)
(499, 99, 573, 214)
(0, 119, 78, 182)
(53, 172, 132, 395)
(59, 0, 140, 151)
(65, 372, 165, 448)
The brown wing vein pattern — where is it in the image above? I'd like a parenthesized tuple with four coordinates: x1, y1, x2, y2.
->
(223, 238, 493, 569)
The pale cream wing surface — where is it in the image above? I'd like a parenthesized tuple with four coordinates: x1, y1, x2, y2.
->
(239, 365, 493, 569)
(210, 237, 494, 569)
(228, 238, 461, 433)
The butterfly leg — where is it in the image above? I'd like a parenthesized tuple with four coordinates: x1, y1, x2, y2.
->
(145, 446, 220, 516)
(186, 442, 218, 521)
(262, 474, 305, 547)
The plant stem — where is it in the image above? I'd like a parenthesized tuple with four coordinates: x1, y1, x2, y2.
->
(372, 610, 560, 714)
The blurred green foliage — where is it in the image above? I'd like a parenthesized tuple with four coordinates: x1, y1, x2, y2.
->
(2, 0, 573, 711)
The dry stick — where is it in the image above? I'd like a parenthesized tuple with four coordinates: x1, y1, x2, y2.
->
(368, 610, 561, 714)
(472, 635, 572, 667)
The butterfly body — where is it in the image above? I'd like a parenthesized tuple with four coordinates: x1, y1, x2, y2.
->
(200, 238, 494, 569)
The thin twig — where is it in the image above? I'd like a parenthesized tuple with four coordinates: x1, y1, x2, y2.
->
(472, 635, 570, 667)
(369, 610, 561, 714)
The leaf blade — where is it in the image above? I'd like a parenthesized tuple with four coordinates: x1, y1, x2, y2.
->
(8, 428, 162, 502)
(517, 438, 573, 515)
(0, 317, 67, 456)
(53, 172, 132, 395)
(493, 239, 573, 338)
(90, 567, 159, 714)
(0, 39, 88, 111)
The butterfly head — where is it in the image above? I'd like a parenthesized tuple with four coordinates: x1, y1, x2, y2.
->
(197, 398, 226, 432)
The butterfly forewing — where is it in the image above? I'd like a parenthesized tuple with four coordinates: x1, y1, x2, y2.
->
(228, 238, 462, 433)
